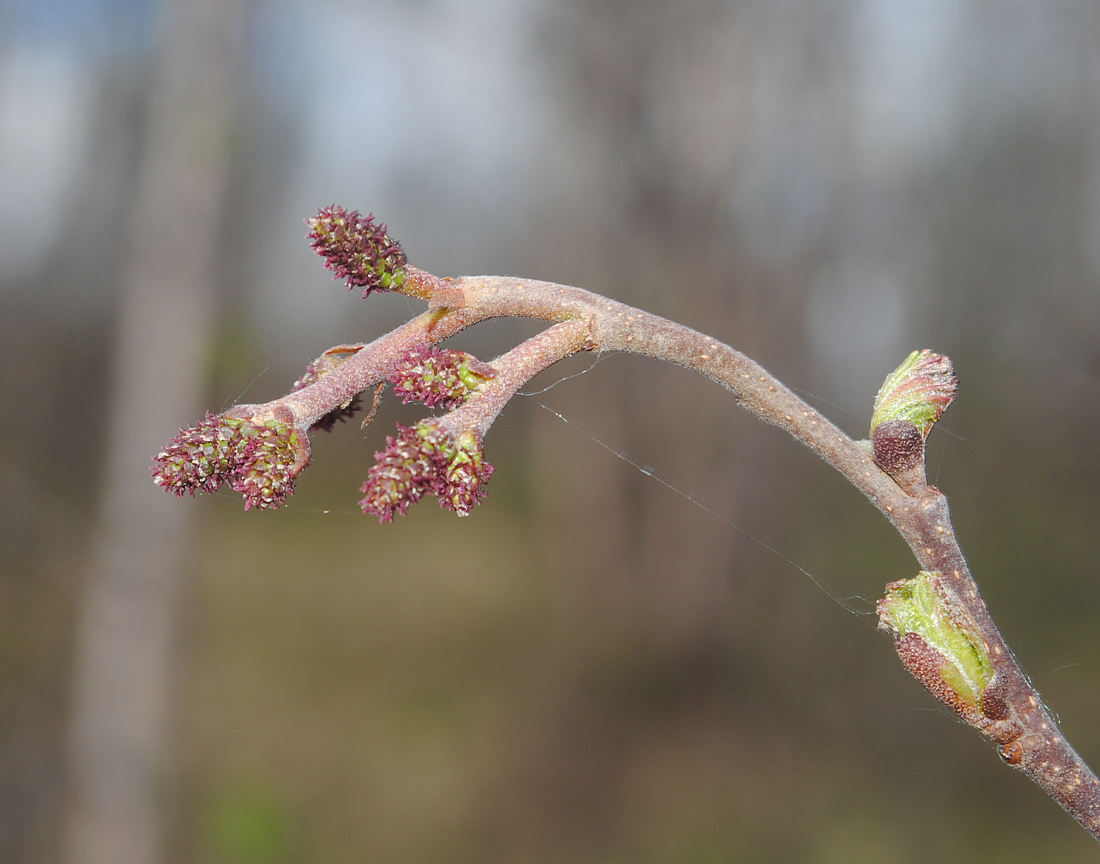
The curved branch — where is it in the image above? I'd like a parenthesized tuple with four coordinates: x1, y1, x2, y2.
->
(155, 262, 1100, 841)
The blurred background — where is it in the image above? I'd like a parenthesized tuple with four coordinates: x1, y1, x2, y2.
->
(2, 0, 1100, 861)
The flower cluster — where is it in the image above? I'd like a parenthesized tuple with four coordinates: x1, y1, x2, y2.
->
(388, 346, 495, 410)
(359, 421, 494, 522)
(292, 345, 364, 431)
(152, 412, 308, 510)
(306, 205, 407, 296)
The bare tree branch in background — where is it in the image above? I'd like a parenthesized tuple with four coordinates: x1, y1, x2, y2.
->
(64, 0, 248, 861)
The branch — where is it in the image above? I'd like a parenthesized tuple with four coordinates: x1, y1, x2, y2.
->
(152, 206, 1100, 842)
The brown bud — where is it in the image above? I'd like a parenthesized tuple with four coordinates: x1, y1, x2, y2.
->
(980, 671, 1010, 721)
(871, 417, 924, 475)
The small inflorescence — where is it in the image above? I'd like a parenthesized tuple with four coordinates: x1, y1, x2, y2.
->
(388, 346, 496, 410)
(306, 205, 407, 296)
(155, 207, 500, 519)
(151, 411, 308, 510)
(359, 422, 494, 522)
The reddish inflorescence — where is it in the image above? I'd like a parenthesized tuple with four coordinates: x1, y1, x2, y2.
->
(388, 346, 495, 410)
(306, 205, 407, 297)
(359, 422, 494, 522)
(152, 412, 307, 510)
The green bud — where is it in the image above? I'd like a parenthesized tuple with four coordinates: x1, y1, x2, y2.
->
(870, 350, 956, 438)
(878, 571, 993, 716)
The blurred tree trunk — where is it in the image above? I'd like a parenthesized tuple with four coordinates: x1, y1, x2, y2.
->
(63, 0, 247, 861)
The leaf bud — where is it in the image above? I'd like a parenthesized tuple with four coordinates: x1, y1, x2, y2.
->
(870, 349, 957, 439)
(878, 571, 994, 723)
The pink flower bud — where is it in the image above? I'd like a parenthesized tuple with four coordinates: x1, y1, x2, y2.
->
(388, 346, 495, 410)
(359, 422, 493, 522)
(306, 206, 407, 297)
(152, 412, 309, 510)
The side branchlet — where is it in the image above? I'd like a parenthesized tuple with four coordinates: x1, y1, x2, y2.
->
(292, 344, 365, 432)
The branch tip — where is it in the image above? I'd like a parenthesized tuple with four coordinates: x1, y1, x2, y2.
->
(152, 412, 310, 510)
(306, 205, 407, 297)
(359, 421, 493, 522)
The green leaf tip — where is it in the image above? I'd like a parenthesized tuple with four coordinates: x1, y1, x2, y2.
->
(870, 350, 957, 438)
(878, 571, 993, 717)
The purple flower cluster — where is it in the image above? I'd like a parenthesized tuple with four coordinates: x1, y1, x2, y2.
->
(359, 422, 494, 522)
(306, 205, 407, 297)
(388, 346, 495, 410)
(152, 412, 307, 510)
